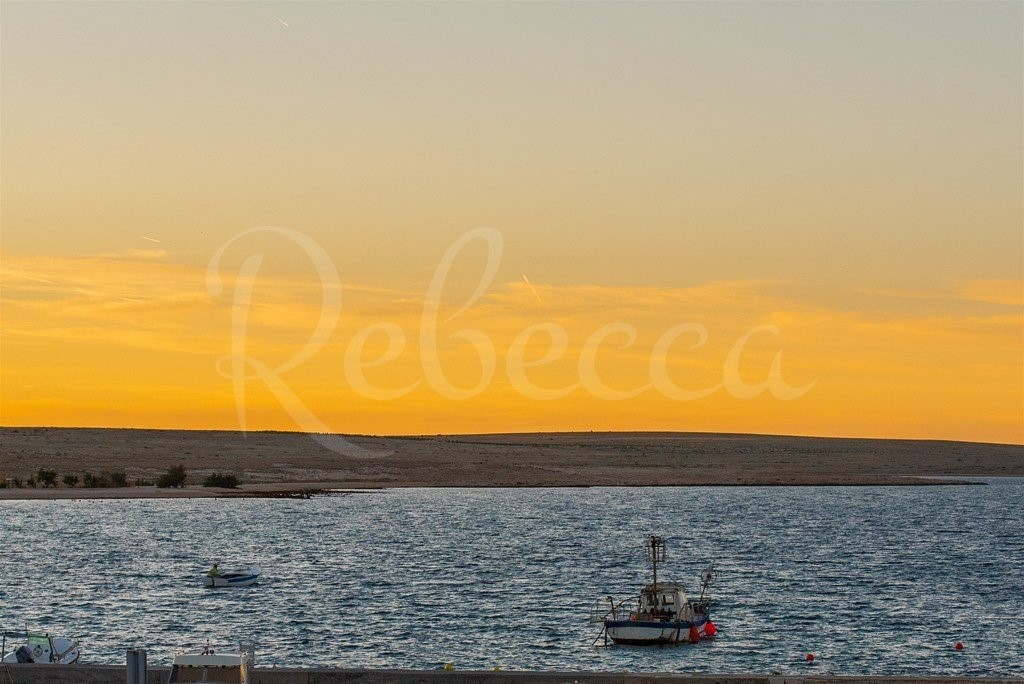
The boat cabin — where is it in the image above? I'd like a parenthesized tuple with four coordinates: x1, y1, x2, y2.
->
(636, 583, 697, 621)
(167, 652, 249, 684)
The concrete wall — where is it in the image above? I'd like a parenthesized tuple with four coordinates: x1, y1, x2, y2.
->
(1, 665, 1021, 684)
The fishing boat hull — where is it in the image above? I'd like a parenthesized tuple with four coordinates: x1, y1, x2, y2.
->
(203, 567, 261, 587)
(604, 617, 710, 645)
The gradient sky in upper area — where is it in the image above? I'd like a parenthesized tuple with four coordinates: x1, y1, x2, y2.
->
(2, 1, 1021, 443)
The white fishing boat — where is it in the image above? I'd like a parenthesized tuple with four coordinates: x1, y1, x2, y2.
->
(1, 630, 80, 664)
(167, 644, 251, 684)
(203, 565, 261, 588)
(593, 535, 718, 646)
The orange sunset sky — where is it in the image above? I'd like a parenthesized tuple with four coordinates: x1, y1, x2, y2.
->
(1, 2, 1022, 444)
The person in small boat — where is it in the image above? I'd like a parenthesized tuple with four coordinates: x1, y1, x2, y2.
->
(207, 564, 220, 578)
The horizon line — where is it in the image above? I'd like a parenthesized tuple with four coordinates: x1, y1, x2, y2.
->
(1, 425, 1020, 448)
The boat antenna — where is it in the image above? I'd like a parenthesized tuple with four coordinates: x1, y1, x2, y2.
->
(645, 535, 666, 592)
(699, 562, 717, 603)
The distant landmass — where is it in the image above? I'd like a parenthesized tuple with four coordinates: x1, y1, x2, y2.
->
(1, 428, 1021, 497)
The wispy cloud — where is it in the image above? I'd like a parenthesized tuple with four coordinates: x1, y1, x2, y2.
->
(852, 280, 1023, 308)
(96, 248, 170, 260)
(956, 279, 1024, 307)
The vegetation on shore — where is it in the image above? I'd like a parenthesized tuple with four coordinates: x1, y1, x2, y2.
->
(0, 468, 140, 489)
(155, 464, 187, 488)
(0, 465, 242, 490)
(203, 472, 240, 488)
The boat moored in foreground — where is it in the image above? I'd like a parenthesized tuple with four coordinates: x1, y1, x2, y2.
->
(1, 630, 80, 664)
(595, 535, 717, 646)
(167, 644, 251, 683)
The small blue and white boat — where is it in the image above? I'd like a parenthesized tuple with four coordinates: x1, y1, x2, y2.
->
(595, 536, 717, 646)
(203, 566, 261, 588)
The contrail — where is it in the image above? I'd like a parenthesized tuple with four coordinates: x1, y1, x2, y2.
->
(140, 235, 162, 243)
(275, 16, 291, 28)
(521, 274, 542, 303)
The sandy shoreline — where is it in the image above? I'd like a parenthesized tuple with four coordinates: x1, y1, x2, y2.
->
(0, 477, 994, 500)
(1, 427, 1021, 500)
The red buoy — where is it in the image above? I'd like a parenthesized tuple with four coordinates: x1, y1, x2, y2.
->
(704, 621, 718, 637)
(688, 626, 701, 642)
(955, 642, 964, 651)
(806, 653, 815, 662)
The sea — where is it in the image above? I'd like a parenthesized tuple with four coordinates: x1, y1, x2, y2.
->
(1, 480, 1021, 677)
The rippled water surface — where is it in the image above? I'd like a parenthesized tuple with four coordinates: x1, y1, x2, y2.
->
(2, 482, 1022, 676)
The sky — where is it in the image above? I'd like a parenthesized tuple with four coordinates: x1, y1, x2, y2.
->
(1, 1, 1021, 443)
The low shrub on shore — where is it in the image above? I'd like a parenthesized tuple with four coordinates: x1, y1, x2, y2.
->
(82, 471, 109, 488)
(156, 464, 187, 488)
(203, 472, 240, 488)
(62, 474, 79, 488)
(108, 471, 128, 488)
(37, 469, 58, 488)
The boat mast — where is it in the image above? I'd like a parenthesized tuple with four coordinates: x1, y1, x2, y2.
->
(645, 535, 665, 592)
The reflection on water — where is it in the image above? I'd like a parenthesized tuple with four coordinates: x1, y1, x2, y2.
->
(1, 482, 1021, 676)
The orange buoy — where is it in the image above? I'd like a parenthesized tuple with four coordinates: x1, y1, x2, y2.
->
(688, 626, 701, 642)
(704, 621, 718, 637)
(955, 642, 964, 651)
(806, 653, 815, 662)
